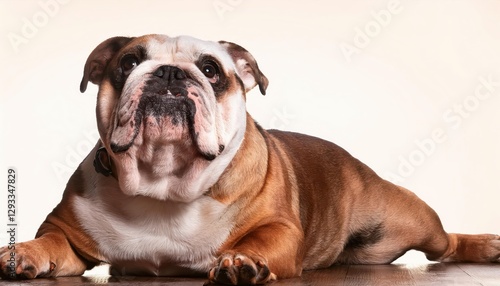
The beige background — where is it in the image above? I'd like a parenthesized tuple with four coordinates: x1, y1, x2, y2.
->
(1, 0, 499, 268)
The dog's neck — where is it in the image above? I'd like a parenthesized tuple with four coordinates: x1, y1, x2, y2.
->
(207, 113, 269, 205)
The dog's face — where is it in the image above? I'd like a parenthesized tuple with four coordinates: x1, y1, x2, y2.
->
(80, 35, 268, 202)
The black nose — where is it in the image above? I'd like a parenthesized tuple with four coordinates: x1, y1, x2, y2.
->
(153, 65, 186, 83)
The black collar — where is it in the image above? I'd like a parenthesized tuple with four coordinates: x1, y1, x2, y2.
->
(93, 146, 115, 178)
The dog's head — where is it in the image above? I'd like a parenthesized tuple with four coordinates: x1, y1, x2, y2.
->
(80, 34, 268, 201)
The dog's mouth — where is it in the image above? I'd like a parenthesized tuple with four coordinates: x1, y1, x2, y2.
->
(107, 65, 222, 162)
(109, 86, 197, 154)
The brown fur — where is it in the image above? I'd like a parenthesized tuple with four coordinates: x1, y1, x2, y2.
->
(205, 117, 500, 284)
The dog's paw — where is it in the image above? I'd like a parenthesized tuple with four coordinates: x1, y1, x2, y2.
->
(486, 235, 500, 262)
(206, 252, 277, 285)
(0, 242, 54, 279)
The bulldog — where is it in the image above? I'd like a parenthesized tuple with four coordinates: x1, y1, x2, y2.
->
(1, 34, 499, 285)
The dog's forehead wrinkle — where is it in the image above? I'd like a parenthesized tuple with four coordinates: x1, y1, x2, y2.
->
(146, 39, 175, 63)
(142, 35, 234, 70)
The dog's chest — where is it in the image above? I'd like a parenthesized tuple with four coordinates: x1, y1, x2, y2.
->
(73, 185, 232, 276)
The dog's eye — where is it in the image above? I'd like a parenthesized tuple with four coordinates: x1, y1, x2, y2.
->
(120, 55, 139, 75)
(201, 61, 220, 84)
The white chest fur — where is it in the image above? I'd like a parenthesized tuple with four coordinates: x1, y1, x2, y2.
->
(73, 176, 233, 276)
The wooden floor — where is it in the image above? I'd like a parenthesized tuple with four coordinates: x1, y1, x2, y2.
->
(6, 263, 500, 285)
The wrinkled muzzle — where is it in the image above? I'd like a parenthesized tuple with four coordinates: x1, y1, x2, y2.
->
(109, 65, 221, 160)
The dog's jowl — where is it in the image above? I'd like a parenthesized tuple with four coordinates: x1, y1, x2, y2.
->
(1, 35, 499, 285)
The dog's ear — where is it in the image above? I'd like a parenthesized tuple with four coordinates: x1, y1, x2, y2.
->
(80, 36, 134, 93)
(219, 41, 269, 95)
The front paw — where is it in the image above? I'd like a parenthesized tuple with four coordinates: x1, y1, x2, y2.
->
(206, 252, 277, 285)
(0, 242, 54, 279)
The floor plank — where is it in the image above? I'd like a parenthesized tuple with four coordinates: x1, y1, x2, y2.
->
(456, 263, 500, 286)
(2, 263, 499, 285)
(401, 263, 482, 286)
(344, 264, 416, 286)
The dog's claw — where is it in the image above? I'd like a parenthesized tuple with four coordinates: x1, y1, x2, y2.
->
(207, 252, 276, 285)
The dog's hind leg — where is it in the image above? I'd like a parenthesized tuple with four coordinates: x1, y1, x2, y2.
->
(429, 233, 500, 263)
(337, 184, 500, 265)
(335, 185, 453, 265)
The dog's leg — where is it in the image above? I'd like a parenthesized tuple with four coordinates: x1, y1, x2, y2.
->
(337, 184, 500, 265)
(395, 190, 500, 263)
(0, 222, 89, 279)
(207, 223, 302, 285)
(0, 167, 102, 280)
(432, 233, 500, 263)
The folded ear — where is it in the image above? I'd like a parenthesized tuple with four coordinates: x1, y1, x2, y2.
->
(219, 41, 269, 95)
(80, 36, 134, 93)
